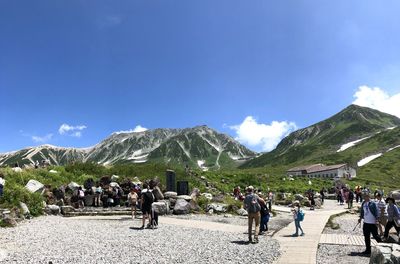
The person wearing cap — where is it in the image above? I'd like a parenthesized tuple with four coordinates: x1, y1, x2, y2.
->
(358, 192, 382, 255)
(243, 186, 261, 243)
(383, 197, 400, 241)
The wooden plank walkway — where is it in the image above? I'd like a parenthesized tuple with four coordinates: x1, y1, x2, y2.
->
(319, 233, 377, 246)
(273, 200, 347, 264)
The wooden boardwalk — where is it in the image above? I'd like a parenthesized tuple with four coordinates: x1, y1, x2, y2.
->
(273, 201, 347, 264)
(319, 233, 377, 246)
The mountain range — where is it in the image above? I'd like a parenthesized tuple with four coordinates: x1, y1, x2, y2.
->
(0, 126, 255, 170)
(1, 105, 400, 174)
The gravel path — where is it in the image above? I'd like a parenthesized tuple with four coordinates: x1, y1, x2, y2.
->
(323, 213, 363, 236)
(170, 212, 293, 233)
(0, 215, 280, 264)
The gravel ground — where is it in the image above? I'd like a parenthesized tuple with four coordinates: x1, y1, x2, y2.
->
(170, 212, 293, 233)
(317, 244, 369, 264)
(323, 213, 363, 236)
(320, 213, 370, 264)
(0, 215, 280, 264)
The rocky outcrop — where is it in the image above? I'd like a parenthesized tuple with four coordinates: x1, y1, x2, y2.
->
(370, 243, 400, 264)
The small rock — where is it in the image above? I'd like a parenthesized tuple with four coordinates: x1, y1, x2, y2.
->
(49, 170, 58, 174)
(207, 203, 227, 213)
(177, 195, 192, 201)
(152, 201, 170, 215)
(2, 216, 17, 227)
(202, 193, 213, 200)
(25, 180, 44, 193)
(237, 208, 248, 216)
(164, 192, 178, 199)
(45, 205, 61, 215)
(19, 202, 30, 215)
(68, 182, 80, 190)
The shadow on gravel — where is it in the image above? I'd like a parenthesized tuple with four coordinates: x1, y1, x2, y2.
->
(348, 252, 370, 258)
(129, 227, 145, 230)
(231, 240, 251, 245)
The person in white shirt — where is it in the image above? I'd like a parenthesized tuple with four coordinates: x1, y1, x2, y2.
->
(358, 192, 382, 255)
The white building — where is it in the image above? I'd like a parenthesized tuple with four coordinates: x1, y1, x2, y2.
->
(287, 163, 356, 179)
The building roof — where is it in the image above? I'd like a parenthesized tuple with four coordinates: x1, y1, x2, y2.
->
(287, 163, 347, 174)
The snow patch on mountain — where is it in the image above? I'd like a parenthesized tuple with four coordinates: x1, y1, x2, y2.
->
(387, 145, 400, 152)
(337, 136, 371, 152)
(357, 153, 382, 167)
(197, 160, 208, 171)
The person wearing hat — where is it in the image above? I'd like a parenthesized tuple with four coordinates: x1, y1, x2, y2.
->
(292, 200, 304, 237)
(383, 197, 400, 241)
(243, 186, 261, 243)
(358, 192, 382, 255)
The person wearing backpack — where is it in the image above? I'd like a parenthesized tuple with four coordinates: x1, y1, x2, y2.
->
(243, 186, 261, 243)
(140, 183, 154, 229)
(259, 198, 270, 235)
(292, 201, 304, 237)
(358, 192, 382, 256)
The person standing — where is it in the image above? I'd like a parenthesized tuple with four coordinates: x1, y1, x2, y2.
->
(140, 183, 154, 229)
(319, 188, 325, 205)
(243, 186, 261, 243)
(383, 197, 400, 241)
(358, 192, 382, 255)
(127, 188, 138, 219)
(348, 189, 354, 209)
(259, 198, 270, 234)
(375, 192, 388, 237)
(0, 173, 5, 197)
(292, 201, 305, 237)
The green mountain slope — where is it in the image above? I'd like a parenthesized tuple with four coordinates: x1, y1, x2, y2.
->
(242, 105, 400, 168)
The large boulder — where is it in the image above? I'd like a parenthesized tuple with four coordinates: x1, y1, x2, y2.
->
(164, 192, 178, 199)
(152, 200, 170, 215)
(173, 199, 191, 215)
(111, 175, 120, 181)
(45, 205, 61, 215)
(207, 203, 228, 213)
(68, 182, 80, 190)
(370, 243, 397, 264)
(25, 180, 44, 193)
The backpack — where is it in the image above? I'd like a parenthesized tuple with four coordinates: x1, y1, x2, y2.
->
(247, 195, 261, 213)
(143, 190, 154, 205)
(297, 209, 305, 221)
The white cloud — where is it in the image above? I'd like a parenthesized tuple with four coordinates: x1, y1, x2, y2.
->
(230, 116, 297, 152)
(353, 85, 400, 118)
(114, 125, 148, 134)
(59, 123, 87, 137)
(32, 134, 53, 143)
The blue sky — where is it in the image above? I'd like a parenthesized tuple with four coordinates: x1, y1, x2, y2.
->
(1, 1, 400, 152)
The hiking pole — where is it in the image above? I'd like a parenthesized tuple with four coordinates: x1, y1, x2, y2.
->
(352, 222, 360, 231)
